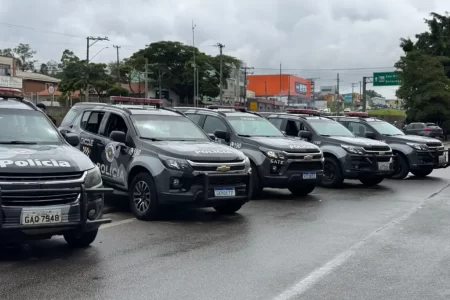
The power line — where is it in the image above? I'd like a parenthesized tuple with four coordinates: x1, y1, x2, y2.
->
(253, 66, 395, 71)
(0, 22, 82, 38)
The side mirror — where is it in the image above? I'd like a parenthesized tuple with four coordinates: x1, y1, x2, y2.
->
(110, 131, 126, 144)
(65, 132, 80, 147)
(214, 130, 229, 141)
(365, 131, 375, 139)
(298, 130, 312, 139)
(208, 133, 216, 141)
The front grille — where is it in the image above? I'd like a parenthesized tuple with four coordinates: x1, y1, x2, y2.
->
(284, 153, 322, 160)
(0, 172, 84, 182)
(285, 148, 321, 154)
(426, 142, 443, 149)
(1, 190, 80, 207)
(288, 161, 323, 171)
(192, 165, 245, 172)
(363, 146, 391, 152)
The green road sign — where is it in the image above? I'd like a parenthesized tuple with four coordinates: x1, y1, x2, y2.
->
(373, 72, 400, 86)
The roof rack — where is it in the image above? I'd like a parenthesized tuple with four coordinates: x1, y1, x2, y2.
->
(207, 105, 248, 112)
(285, 108, 321, 116)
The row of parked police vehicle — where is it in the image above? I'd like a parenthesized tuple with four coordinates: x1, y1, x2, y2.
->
(0, 90, 448, 248)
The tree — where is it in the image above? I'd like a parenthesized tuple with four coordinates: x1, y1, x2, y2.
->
(39, 60, 59, 77)
(130, 41, 240, 103)
(0, 44, 38, 71)
(396, 12, 450, 123)
(366, 90, 383, 98)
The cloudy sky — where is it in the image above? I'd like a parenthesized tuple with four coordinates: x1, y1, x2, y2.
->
(0, 0, 447, 98)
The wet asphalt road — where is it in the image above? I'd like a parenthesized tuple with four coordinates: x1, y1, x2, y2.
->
(1, 169, 450, 300)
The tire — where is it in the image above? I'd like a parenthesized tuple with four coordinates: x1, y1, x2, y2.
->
(250, 162, 263, 199)
(359, 175, 384, 186)
(129, 172, 160, 221)
(411, 168, 433, 177)
(214, 202, 243, 214)
(390, 153, 410, 179)
(288, 184, 316, 196)
(321, 156, 344, 188)
(64, 229, 98, 248)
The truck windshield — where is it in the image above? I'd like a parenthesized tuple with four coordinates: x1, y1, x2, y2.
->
(131, 115, 209, 141)
(0, 109, 61, 144)
(308, 119, 354, 137)
(227, 115, 284, 137)
(369, 121, 405, 136)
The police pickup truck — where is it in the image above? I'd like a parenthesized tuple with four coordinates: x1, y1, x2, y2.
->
(178, 106, 324, 197)
(332, 115, 449, 179)
(59, 103, 252, 220)
(264, 110, 394, 188)
(0, 98, 111, 248)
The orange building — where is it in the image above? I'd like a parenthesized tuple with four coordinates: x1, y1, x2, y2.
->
(246, 74, 312, 98)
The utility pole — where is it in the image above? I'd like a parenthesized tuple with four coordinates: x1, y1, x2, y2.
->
(192, 21, 197, 106)
(335, 73, 340, 114)
(85, 36, 109, 102)
(362, 76, 373, 112)
(113, 45, 121, 83)
(144, 58, 149, 98)
(216, 43, 225, 105)
(242, 66, 254, 105)
(279, 63, 282, 102)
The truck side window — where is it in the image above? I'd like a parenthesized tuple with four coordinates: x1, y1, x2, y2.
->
(285, 120, 300, 136)
(299, 121, 308, 131)
(268, 118, 282, 129)
(103, 113, 128, 138)
(203, 116, 227, 134)
(81, 111, 105, 134)
(187, 114, 202, 125)
(349, 122, 370, 137)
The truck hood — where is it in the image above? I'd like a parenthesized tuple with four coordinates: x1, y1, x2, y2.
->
(243, 136, 320, 152)
(144, 141, 245, 162)
(0, 144, 94, 174)
(327, 136, 389, 147)
(386, 135, 442, 144)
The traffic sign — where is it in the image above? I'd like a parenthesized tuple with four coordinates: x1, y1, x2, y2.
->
(343, 94, 353, 103)
(47, 85, 55, 94)
(249, 102, 257, 111)
(373, 72, 400, 86)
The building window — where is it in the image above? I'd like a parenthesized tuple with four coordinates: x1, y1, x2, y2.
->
(0, 64, 11, 76)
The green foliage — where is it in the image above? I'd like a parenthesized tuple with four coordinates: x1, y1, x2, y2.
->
(130, 41, 240, 103)
(368, 109, 406, 117)
(107, 84, 129, 97)
(396, 12, 450, 123)
(0, 43, 37, 71)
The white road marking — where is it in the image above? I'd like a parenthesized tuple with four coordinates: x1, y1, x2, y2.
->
(272, 184, 450, 300)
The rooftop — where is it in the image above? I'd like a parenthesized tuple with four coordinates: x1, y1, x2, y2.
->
(16, 71, 60, 83)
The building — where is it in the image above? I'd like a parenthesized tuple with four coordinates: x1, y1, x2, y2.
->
(246, 74, 312, 106)
(0, 56, 22, 89)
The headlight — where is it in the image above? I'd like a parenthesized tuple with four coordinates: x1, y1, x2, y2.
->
(261, 148, 286, 160)
(85, 166, 102, 188)
(406, 143, 428, 151)
(158, 154, 193, 172)
(341, 144, 366, 155)
(244, 156, 251, 173)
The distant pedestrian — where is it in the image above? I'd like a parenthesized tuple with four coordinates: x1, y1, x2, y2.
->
(36, 103, 57, 125)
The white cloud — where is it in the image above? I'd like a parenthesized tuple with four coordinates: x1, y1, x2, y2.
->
(0, 0, 446, 98)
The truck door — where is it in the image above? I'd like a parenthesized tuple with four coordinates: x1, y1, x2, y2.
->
(79, 110, 106, 163)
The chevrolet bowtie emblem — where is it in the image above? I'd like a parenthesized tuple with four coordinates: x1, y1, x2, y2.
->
(216, 165, 231, 172)
(304, 155, 313, 160)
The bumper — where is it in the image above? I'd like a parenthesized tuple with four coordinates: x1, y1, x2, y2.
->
(409, 149, 450, 170)
(0, 185, 113, 240)
(158, 171, 252, 207)
(341, 154, 394, 178)
(259, 158, 324, 188)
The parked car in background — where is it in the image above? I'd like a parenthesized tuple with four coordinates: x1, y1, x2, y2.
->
(403, 122, 443, 139)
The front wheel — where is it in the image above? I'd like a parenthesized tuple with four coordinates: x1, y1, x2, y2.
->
(390, 153, 410, 179)
(321, 157, 344, 188)
(359, 175, 384, 186)
(129, 172, 160, 221)
(64, 229, 98, 248)
(288, 184, 316, 196)
(250, 162, 263, 199)
(411, 169, 433, 177)
(214, 202, 243, 214)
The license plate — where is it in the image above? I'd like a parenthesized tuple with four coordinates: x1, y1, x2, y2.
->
(439, 155, 446, 164)
(378, 162, 390, 170)
(21, 210, 62, 225)
(302, 172, 316, 180)
(214, 188, 236, 197)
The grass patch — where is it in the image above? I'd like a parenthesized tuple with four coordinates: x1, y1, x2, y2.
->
(368, 109, 406, 117)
